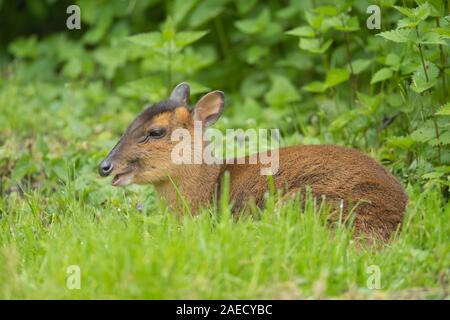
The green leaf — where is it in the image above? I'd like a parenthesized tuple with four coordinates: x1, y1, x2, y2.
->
(245, 45, 269, 64)
(299, 38, 333, 54)
(371, 68, 393, 84)
(416, 0, 446, 17)
(394, 3, 430, 20)
(419, 32, 447, 45)
(173, 0, 199, 24)
(325, 68, 350, 88)
(351, 59, 372, 74)
(303, 81, 327, 93)
(118, 77, 166, 101)
(127, 32, 163, 48)
(436, 103, 450, 115)
(174, 30, 208, 48)
(188, 0, 226, 27)
(386, 136, 414, 150)
(11, 153, 36, 184)
(385, 53, 401, 67)
(8, 36, 39, 58)
(356, 92, 382, 110)
(330, 109, 359, 131)
(286, 26, 315, 38)
(328, 15, 360, 32)
(235, 8, 271, 34)
(411, 62, 439, 93)
(410, 126, 437, 143)
(314, 6, 338, 16)
(377, 29, 416, 43)
(437, 131, 450, 145)
(304, 11, 327, 31)
(303, 69, 349, 92)
(265, 75, 300, 107)
(393, 6, 414, 18)
(422, 171, 445, 179)
(433, 26, 450, 38)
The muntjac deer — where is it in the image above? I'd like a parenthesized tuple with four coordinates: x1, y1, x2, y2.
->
(99, 83, 408, 241)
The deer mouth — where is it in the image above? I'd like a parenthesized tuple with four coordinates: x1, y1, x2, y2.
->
(112, 170, 133, 187)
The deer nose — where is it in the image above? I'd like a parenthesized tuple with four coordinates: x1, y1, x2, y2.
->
(99, 160, 114, 177)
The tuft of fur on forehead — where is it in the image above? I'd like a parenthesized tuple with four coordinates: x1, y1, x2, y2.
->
(125, 99, 189, 134)
(140, 99, 184, 122)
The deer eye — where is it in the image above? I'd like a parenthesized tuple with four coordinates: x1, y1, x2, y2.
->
(139, 128, 166, 143)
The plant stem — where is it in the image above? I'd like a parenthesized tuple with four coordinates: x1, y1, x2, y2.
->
(343, 31, 357, 105)
(415, 26, 441, 164)
(340, 14, 357, 106)
(435, 17, 448, 104)
(214, 17, 230, 60)
(415, 26, 429, 82)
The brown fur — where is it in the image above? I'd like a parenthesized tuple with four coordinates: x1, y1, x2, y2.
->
(100, 91, 408, 242)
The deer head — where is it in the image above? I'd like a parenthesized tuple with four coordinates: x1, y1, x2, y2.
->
(98, 83, 224, 187)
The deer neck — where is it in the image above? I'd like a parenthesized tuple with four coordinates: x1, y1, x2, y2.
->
(154, 163, 223, 213)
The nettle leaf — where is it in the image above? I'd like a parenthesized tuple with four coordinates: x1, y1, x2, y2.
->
(416, 0, 445, 17)
(394, 3, 430, 21)
(314, 6, 338, 16)
(127, 32, 163, 48)
(286, 26, 315, 38)
(173, 0, 199, 24)
(299, 38, 333, 54)
(303, 69, 349, 92)
(437, 131, 450, 145)
(436, 103, 450, 115)
(377, 29, 416, 43)
(118, 76, 166, 101)
(303, 81, 327, 93)
(428, 130, 450, 146)
(422, 171, 445, 179)
(393, 6, 414, 18)
(330, 109, 359, 131)
(245, 45, 269, 64)
(351, 59, 372, 74)
(371, 67, 393, 84)
(236, 0, 258, 14)
(265, 75, 300, 107)
(398, 17, 420, 28)
(188, 0, 226, 27)
(433, 26, 450, 38)
(8, 36, 39, 58)
(410, 124, 437, 143)
(411, 62, 439, 93)
(419, 31, 447, 45)
(235, 8, 270, 34)
(304, 11, 328, 31)
(385, 53, 401, 67)
(328, 15, 360, 32)
(386, 136, 414, 150)
(325, 68, 350, 88)
(356, 92, 382, 110)
(174, 30, 208, 48)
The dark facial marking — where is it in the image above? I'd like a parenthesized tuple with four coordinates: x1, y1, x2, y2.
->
(125, 99, 184, 138)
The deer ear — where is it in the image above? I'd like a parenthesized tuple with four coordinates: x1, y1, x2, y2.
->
(170, 82, 190, 105)
(193, 91, 224, 127)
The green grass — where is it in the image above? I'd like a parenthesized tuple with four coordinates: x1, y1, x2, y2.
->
(1, 180, 449, 299)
